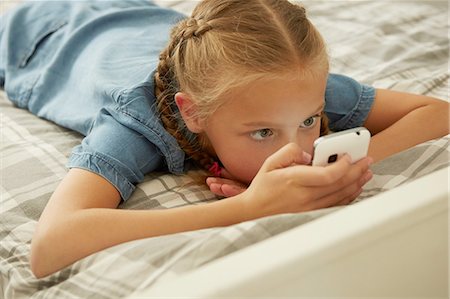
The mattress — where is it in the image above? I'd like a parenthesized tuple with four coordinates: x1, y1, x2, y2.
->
(1, 1, 448, 298)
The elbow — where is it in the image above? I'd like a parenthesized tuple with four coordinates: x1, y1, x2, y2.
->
(30, 227, 56, 279)
(30, 237, 45, 278)
(433, 100, 450, 136)
(30, 247, 46, 279)
(420, 98, 450, 138)
(31, 214, 89, 278)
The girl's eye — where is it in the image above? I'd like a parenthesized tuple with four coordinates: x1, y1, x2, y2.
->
(250, 128, 274, 141)
(300, 115, 320, 128)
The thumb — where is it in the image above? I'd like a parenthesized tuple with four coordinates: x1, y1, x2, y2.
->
(261, 143, 311, 172)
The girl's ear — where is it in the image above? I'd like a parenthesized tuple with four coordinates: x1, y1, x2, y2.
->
(175, 92, 204, 133)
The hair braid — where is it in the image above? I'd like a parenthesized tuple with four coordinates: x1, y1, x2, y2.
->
(154, 18, 218, 173)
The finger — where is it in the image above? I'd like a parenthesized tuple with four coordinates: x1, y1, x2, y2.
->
(208, 182, 227, 197)
(206, 177, 248, 197)
(358, 169, 373, 186)
(313, 179, 363, 209)
(261, 143, 311, 172)
(312, 168, 373, 209)
(316, 167, 372, 201)
(338, 169, 372, 205)
(289, 155, 372, 187)
(221, 184, 247, 197)
(206, 177, 247, 189)
(337, 187, 363, 206)
(207, 182, 246, 198)
(277, 154, 354, 186)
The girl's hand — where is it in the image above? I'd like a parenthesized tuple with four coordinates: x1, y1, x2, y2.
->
(206, 151, 312, 197)
(206, 176, 247, 197)
(239, 143, 373, 220)
(206, 167, 249, 197)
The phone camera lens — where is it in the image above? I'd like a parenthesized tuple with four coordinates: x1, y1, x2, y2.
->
(328, 154, 338, 163)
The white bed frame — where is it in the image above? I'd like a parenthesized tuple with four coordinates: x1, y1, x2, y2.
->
(131, 166, 449, 298)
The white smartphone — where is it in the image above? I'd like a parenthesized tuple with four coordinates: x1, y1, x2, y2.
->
(312, 127, 371, 166)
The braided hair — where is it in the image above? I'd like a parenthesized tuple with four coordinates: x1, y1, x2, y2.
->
(154, 0, 330, 174)
(154, 18, 217, 172)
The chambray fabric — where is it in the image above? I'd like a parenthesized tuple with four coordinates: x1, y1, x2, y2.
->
(0, 1, 375, 200)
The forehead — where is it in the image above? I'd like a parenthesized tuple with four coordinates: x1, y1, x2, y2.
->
(213, 73, 327, 124)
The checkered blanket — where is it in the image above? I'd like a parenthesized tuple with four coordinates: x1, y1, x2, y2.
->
(1, 1, 448, 298)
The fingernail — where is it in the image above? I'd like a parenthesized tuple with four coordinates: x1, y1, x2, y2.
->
(364, 170, 373, 182)
(206, 177, 215, 185)
(359, 170, 373, 185)
(229, 185, 242, 191)
(303, 151, 312, 164)
(367, 157, 374, 166)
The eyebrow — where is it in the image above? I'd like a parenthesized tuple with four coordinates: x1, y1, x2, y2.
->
(243, 102, 325, 128)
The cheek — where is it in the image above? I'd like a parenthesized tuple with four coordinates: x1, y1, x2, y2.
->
(203, 127, 268, 183)
(217, 145, 265, 184)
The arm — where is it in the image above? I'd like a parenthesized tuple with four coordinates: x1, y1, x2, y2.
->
(365, 89, 449, 161)
(31, 144, 372, 278)
(31, 168, 246, 278)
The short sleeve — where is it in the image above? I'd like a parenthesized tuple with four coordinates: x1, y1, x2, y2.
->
(67, 107, 164, 200)
(324, 73, 376, 132)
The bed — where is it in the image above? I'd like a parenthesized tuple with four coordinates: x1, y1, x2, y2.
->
(1, 1, 448, 298)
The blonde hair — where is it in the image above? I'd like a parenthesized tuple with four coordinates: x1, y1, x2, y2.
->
(155, 0, 329, 172)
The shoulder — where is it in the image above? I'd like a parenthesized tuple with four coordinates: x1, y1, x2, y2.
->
(324, 73, 376, 131)
(66, 81, 186, 200)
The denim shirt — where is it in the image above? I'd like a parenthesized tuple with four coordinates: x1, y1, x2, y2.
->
(0, 1, 375, 200)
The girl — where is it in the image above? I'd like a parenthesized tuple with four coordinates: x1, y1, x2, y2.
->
(0, 0, 447, 278)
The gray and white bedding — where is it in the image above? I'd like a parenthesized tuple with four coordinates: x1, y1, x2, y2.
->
(1, 1, 448, 298)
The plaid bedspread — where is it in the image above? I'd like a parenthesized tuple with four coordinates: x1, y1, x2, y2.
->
(1, 1, 449, 298)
